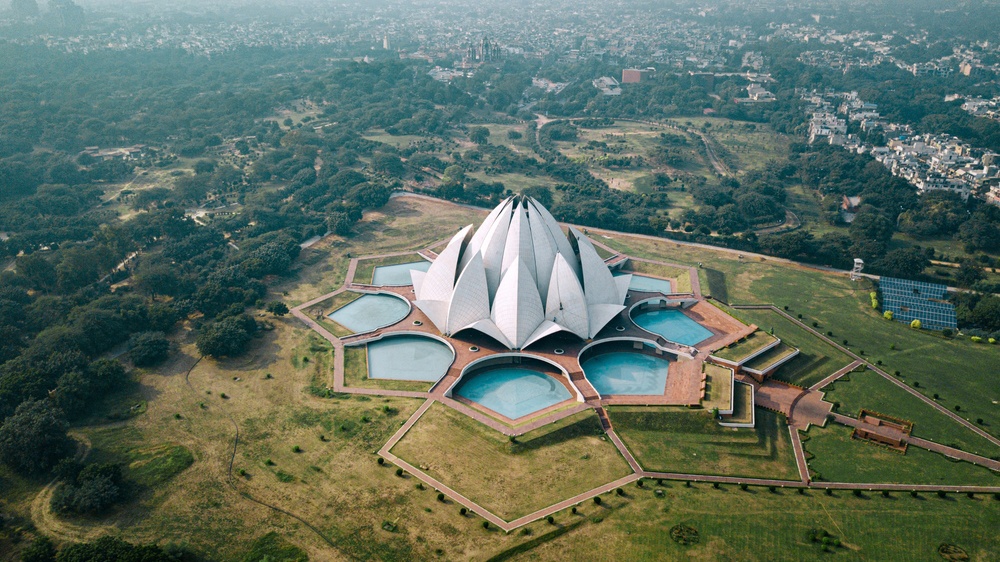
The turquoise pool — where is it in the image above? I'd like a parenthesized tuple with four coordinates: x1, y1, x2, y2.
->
(581, 352, 671, 395)
(631, 308, 713, 346)
(367, 335, 453, 382)
(328, 293, 409, 333)
(454, 368, 572, 419)
(615, 272, 673, 294)
(371, 260, 431, 286)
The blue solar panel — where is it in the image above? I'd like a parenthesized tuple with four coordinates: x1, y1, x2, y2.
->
(878, 277, 956, 330)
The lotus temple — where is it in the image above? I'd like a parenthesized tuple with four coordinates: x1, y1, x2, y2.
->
(295, 195, 803, 432)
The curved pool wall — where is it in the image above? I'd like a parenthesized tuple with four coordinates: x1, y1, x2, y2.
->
(371, 260, 431, 286)
(614, 272, 673, 294)
(327, 292, 411, 334)
(366, 334, 455, 382)
(630, 305, 713, 347)
(581, 351, 672, 396)
(453, 367, 573, 420)
(446, 353, 583, 402)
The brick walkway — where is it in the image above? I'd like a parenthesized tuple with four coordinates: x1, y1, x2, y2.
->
(810, 360, 865, 391)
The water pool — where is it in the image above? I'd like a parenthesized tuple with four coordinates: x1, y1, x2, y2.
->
(581, 352, 671, 395)
(371, 260, 431, 286)
(328, 294, 409, 333)
(615, 272, 673, 294)
(454, 368, 572, 419)
(631, 308, 713, 346)
(367, 335, 454, 382)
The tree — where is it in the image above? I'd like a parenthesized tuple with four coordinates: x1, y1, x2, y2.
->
(265, 302, 289, 317)
(876, 247, 929, 279)
(55, 536, 172, 562)
(0, 400, 73, 475)
(469, 126, 490, 145)
(20, 536, 56, 562)
(369, 152, 405, 177)
(328, 212, 353, 237)
(196, 316, 254, 357)
(955, 260, 985, 287)
(127, 332, 170, 367)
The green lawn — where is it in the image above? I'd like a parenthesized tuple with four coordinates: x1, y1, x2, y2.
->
(821, 370, 1000, 458)
(743, 342, 798, 373)
(712, 330, 777, 363)
(610, 407, 799, 481)
(701, 364, 733, 412)
(802, 424, 999, 486)
(85, 426, 194, 489)
(343, 346, 432, 393)
(390, 405, 632, 520)
(731, 308, 853, 388)
(512, 474, 1000, 561)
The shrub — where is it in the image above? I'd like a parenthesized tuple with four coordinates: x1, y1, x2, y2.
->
(827, 331, 833, 336)
(482, 521, 489, 530)
(377, 457, 385, 465)
(571, 506, 577, 514)
(395, 468, 403, 477)
(843, 339, 849, 346)
(955, 405, 961, 411)
(971, 336, 983, 343)
(593, 496, 602, 505)
(292, 445, 301, 453)
(937, 491, 947, 499)
(977, 418, 984, 425)
(740, 483, 748, 491)
(911, 491, 919, 498)
(825, 488, 833, 496)
(942, 328, 953, 337)
(437, 492, 445, 502)
(853, 489, 862, 497)
(460, 507, 467, 516)
(797, 314, 803, 319)
(883, 311, 893, 320)
(933, 394, 940, 400)
(769, 486, 776, 493)
(547, 516, 555, 524)
(616, 488, 625, 496)
(910, 319, 921, 329)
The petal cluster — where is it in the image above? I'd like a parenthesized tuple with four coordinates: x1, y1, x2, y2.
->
(411, 196, 631, 349)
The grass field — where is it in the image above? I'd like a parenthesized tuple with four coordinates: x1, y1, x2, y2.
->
(731, 308, 854, 388)
(509, 476, 1000, 561)
(802, 424, 1000, 486)
(610, 407, 799, 481)
(391, 404, 632, 520)
(821, 370, 1000, 457)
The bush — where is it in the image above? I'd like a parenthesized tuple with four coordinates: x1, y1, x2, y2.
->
(459, 507, 467, 516)
(883, 311, 893, 320)
(437, 492, 445, 502)
(971, 336, 983, 343)
(482, 521, 489, 530)
(593, 496, 602, 505)
(127, 332, 170, 366)
(395, 468, 403, 477)
(377, 457, 384, 465)
(547, 516, 555, 524)
(910, 319, 922, 329)
(942, 328, 953, 337)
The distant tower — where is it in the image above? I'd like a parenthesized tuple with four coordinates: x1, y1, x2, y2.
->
(383, 35, 390, 50)
(851, 258, 864, 281)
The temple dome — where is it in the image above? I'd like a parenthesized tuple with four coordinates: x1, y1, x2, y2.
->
(411, 195, 631, 350)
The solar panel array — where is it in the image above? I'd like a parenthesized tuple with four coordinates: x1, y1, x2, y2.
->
(879, 277, 957, 331)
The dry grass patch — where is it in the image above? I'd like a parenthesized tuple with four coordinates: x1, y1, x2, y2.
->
(624, 261, 693, 293)
(391, 404, 632, 520)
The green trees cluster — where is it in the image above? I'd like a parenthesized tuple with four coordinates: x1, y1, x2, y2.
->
(51, 462, 125, 515)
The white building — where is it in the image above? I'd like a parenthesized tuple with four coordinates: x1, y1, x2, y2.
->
(411, 196, 631, 350)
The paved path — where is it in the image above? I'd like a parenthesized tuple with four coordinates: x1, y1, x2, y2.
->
(789, 426, 811, 483)
(832, 413, 1000, 472)
(733, 305, 1000, 449)
(810, 360, 865, 391)
(607, 428, 642, 473)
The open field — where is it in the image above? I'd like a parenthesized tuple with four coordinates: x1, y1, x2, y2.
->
(610, 407, 799, 481)
(391, 405, 632, 520)
(821, 370, 1000, 457)
(597, 232, 1000, 435)
(506, 476, 1000, 562)
(802, 424, 1000, 486)
(729, 308, 854, 388)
